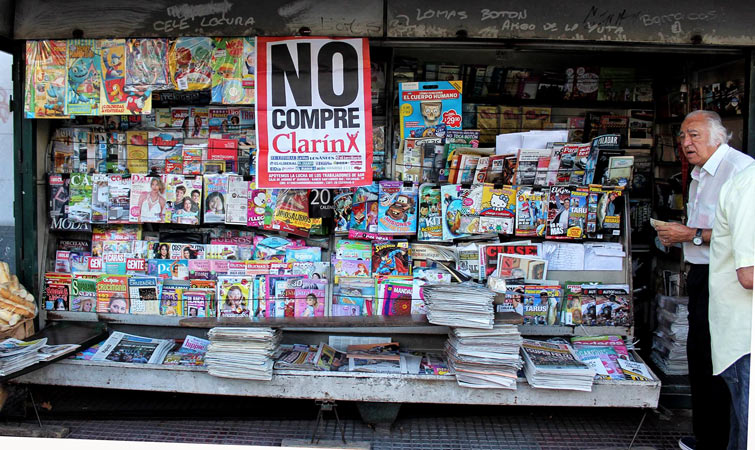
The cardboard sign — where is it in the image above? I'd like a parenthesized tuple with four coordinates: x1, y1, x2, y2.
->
(255, 37, 373, 188)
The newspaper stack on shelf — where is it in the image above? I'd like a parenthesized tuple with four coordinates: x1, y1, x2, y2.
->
(521, 339, 596, 392)
(206, 327, 281, 380)
(1, 338, 81, 377)
(92, 331, 174, 364)
(650, 295, 689, 375)
(445, 324, 523, 389)
(423, 282, 495, 329)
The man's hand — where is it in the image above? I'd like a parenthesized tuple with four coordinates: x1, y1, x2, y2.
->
(655, 222, 696, 246)
(737, 266, 753, 290)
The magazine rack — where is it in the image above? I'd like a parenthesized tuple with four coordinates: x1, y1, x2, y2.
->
(13, 192, 661, 409)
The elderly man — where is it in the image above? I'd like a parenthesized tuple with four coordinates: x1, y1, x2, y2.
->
(709, 162, 755, 450)
(655, 110, 753, 450)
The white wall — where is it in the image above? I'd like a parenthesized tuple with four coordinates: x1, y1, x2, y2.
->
(0, 51, 13, 226)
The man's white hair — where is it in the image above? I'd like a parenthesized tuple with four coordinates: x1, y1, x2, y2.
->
(684, 110, 732, 147)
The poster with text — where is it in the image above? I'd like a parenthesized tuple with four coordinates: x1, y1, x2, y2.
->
(256, 37, 372, 188)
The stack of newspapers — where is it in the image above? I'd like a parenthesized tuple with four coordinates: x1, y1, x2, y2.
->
(206, 327, 281, 380)
(1, 338, 80, 377)
(521, 339, 596, 392)
(650, 295, 689, 375)
(423, 282, 495, 329)
(445, 324, 523, 389)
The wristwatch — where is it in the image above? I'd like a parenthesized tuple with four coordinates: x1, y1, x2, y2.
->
(693, 228, 703, 246)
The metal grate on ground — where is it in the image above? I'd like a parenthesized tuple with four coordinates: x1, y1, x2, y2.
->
(25, 410, 688, 450)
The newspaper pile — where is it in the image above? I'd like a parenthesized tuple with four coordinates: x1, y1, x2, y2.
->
(521, 339, 596, 392)
(423, 282, 495, 329)
(445, 324, 523, 389)
(92, 331, 174, 364)
(1, 338, 80, 377)
(206, 327, 281, 380)
(650, 295, 689, 375)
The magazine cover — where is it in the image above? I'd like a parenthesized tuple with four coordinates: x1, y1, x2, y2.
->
(377, 181, 418, 235)
(478, 243, 540, 282)
(169, 37, 213, 91)
(294, 287, 326, 318)
(247, 187, 266, 227)
(125, 38, 171, 91)
(211, 38, 244, 104)
(129, 174, 166, 223)
(515, 188, 547, 237)
(183, 290, 213, 317)
(24, 40, 68, 119)
(44, 273, 71, 311)
(217, 276, 252, 318)
(417, 183, 443, 241)
(271, 189, 312, 236)
(458, 184, 484, 234)
(350, 183, 379, 232)
(95, 275, 129, 314)
(203, 173, 228, 223)
(516, 149, 552, 186)
(522, 285, 563, 325)
(580, 287, 598, 326)
(70, 274, 97, 312)
(567, 188, 589, 239)
(90, 174, 109, 224)
(478, 184, 516, 234)
(147, 131, 183, 174)
(159, 280, 189, 316)
(182, 142, 205, 175)
(588, 186, 624, 239)
(546, 186, 572, 239)
(67, 173, 92, 223)
(440, 184, 470, 240)
(169, 176, 202, 225)
(496, 254, 548, 283)
(100, 38, 152, 116)
(128, 276, 159, 315)
(49, 175, 70, 224)
(241, 37, 255, 99)
(333, 188, 355, 234)
(66, 39, 101, 115)
(371, 241, 411, 277)
(380, 279, 414, 316)
(226, 175, 249, 225)
(126, 130, 149, 173)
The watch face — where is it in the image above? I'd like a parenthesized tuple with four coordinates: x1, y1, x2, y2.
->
(693, 237, 703, 246)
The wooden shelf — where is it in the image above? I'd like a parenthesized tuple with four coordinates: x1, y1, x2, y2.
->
(44, 311, 632, 337)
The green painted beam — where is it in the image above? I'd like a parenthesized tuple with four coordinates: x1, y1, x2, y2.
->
(11, 41, 38, 300)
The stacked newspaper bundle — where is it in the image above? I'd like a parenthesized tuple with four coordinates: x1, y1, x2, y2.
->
(1, 338, 80, 376)
(92, 331, 174, 364)
(206, 327, 281, 380)
(446, 324, 523, 389)
(650, 295, 689, 375)
(521, 339, 596, 392)
(423, 282, 495, 329)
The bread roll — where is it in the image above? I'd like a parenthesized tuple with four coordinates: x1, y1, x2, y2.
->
(0, 308, 19, 326)
(0, 294, 36, 318)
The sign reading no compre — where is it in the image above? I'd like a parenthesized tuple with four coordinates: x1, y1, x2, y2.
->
(255, 37, 373, 188)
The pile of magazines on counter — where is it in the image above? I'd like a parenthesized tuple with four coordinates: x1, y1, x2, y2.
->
(650, 295, 689, 376)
